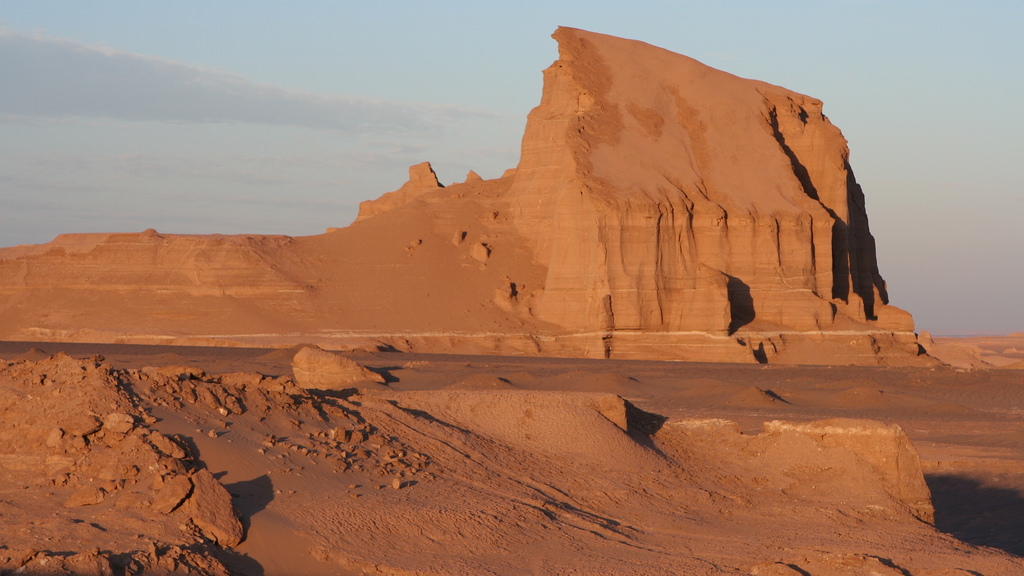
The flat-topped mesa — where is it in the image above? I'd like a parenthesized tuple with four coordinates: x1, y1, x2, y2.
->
(506, 27, 913, 339)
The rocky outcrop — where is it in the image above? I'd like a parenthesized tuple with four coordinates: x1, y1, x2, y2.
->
(506, 27, 913, 342)
(0, 28, 924, 365)
(0, 353, 242, 574)
(291, 345, 386, 389)
(187, 468, 243, 547)
(356, 161, 444, 221)
(659, 416, 934, 526)
(763, 419, 934, 522)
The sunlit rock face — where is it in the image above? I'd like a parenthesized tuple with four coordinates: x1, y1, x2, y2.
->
(506, 27, 912, 340)
(0, 27, 921, 365)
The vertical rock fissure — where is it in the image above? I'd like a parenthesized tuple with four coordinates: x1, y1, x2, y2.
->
(844, 165, 890, 319)
(767, 107, 820, 202)
(601, 293, 614, 359)
(654, 208, 666, 327)
(726, 275, 755, 335)
(768, 104, 859, 307)
(832, 220, 851, 302)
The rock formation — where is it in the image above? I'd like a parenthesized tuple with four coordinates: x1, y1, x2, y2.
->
(0, 27, 923, 365)
(506, 28, 913, 347)
(0, 353, 242, 574)
(762, 419, 934, 522)
(356, 162, 444, 222)
(291, 345, 386, 389)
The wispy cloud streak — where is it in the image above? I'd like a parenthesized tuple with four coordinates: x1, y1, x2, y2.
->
(0, 26, 483, 133)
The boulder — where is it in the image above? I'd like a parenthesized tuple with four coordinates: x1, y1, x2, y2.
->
(65, 414, 102, 437)
(151, 473, 193, 514)
(186, 469, 243, 547)
(102, 412, 135, 434)
(764, 418, 934, 522)
(291, 346, 386, 389)
(64, 486, 106, 508)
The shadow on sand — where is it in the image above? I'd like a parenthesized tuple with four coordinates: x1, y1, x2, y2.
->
(926, 473, 1024, 557)
(215, 474, 276, 576)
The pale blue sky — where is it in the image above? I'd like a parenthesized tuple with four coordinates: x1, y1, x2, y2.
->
(1, 1, 1021, 334)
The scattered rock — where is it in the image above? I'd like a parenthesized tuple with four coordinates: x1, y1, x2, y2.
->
(102, 412, 135, 434)
(218, 371, 265, 388)
(65, 414, 102, 437)
(64, 486, 106, 508)
(149, 431, 188, 460)
(152, 474, 193, 514)
(61, 549, 115, 576)
(143, 365, 207, 381)
(0, 548, 37, 572)
(291, 345, 386, 389)
(186, 469, 243, 547)
(470, 242, 491, 262)
(45, 427, 64, 448)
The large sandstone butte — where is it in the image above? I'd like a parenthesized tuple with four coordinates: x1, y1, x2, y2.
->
(0, 28, 921, 365)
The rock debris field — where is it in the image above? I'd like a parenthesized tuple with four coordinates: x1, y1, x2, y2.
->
(0, 342, 1022, 575)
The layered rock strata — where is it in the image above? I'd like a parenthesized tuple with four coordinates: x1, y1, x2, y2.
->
(0, 27, 921, 365)
(507, 27, 912, 343)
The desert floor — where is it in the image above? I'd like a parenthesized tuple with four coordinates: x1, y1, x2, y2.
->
(1, 340, 1022, 575)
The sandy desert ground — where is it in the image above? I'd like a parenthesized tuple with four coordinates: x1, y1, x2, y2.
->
(1, 339, 1022, 575)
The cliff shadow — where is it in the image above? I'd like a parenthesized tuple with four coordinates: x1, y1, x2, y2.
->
(844, 164, 889, 319)
(926, 472, 1024, 556)
(727, 275, 755, 335)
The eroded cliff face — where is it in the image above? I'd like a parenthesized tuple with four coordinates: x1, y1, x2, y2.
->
(506, 27, 912, 339)
(0, 27, 922, 365)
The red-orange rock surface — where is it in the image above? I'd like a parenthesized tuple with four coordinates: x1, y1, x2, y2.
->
(0, 28, 922, 365)
(508, 28, 911, 338)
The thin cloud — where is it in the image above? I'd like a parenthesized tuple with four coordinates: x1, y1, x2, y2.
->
(0, 26, 484, 133)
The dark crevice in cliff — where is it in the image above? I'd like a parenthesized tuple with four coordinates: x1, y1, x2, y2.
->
(769, 105, 851, 304)
(601, 293, 615, 358)
(845, 163, 890, 311)
(767, 105, 893, 321)
(767, 107, 819, 202)
(842, 166, 890, 320)
(831, 220, 851, 302)
(726, 275, 755, 335)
